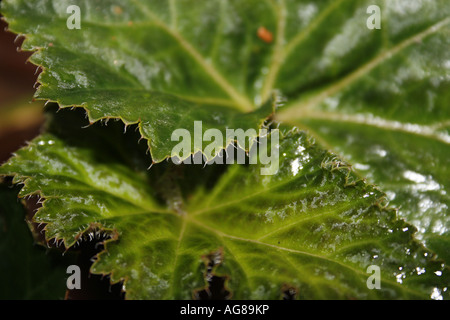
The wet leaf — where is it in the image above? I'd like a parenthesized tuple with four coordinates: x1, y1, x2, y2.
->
(0, 109, 448, 299)
(275, 0, 450, 264)
(1, 0, 449, 299)
(1, 0, 280, 162)
(6, 0, 447, 163)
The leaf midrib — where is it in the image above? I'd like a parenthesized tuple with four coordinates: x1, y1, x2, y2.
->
(261, 0, 347, 102)
(7, 2, 254, 113)
(298, 111, 450, 144)
(186, 215, 427, 298)
(129, 0, 254, 112)
(190, 165, 324, 216)
(276, 17, 450, 124)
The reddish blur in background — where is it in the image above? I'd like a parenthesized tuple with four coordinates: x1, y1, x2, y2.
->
(0, 17, 44, 163)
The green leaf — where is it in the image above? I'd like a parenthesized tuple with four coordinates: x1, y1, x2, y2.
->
(1, 0, 280, 162)
(0, 183, 71, 299)
(274, 1, 450, 263)
(2, 0, 449, 299)
(8, 1, 447, 163)
(1, 109, 448, 299)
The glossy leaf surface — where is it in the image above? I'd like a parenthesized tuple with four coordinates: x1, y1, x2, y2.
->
(274, 1, 450, 263)
(1, 0, 280, 161)
(5, 0, 448, 162)
(1, 109, 448, 299)
(1, 0, 449, 299)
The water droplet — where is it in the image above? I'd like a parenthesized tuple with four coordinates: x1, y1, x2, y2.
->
(431, 287, 443, 300)
(416, 267, 426, 275)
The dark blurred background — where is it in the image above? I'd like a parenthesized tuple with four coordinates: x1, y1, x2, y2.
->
(0, 17, 44, 163)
